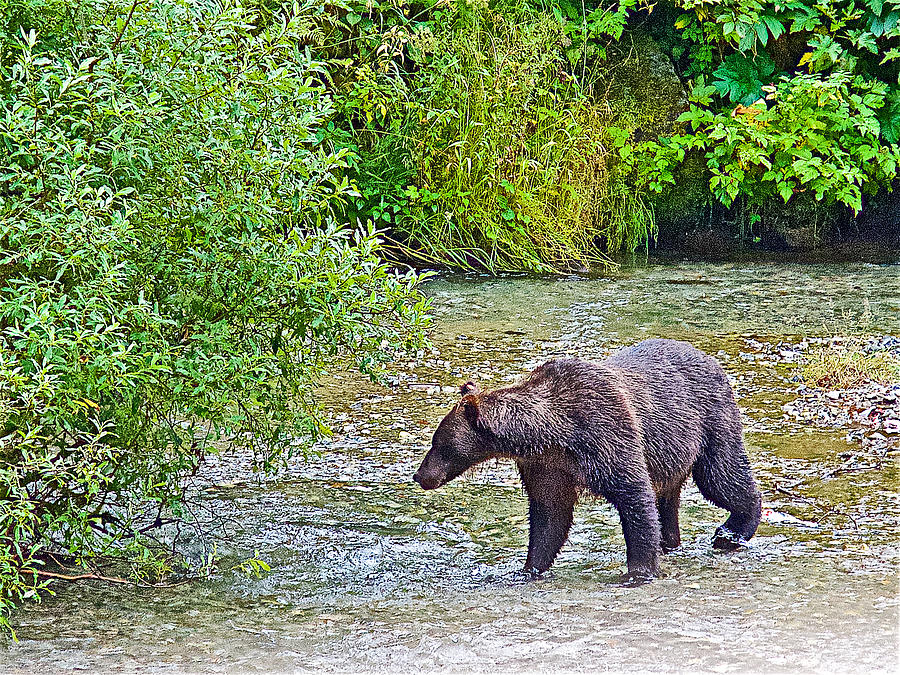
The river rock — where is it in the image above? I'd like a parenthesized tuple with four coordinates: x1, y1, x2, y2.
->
(605, 30, 688, 139)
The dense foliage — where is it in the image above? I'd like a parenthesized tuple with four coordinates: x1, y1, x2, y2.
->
(637, 0, 900, 220)
(314, 0, 899, 264)
(318, 0, 656, 271)
(327, 1, 655, 271)
(0, 0, 428, 631)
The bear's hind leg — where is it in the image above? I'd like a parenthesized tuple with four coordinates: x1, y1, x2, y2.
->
(693, 433, 762, 551)
(518, 464, 578, 574)
(657, 488, 683, 553)
(599, 477, 662, 581)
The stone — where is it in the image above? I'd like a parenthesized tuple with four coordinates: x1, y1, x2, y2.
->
(603, 30, 710, 238)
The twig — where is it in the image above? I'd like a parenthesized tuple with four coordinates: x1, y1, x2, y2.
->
(111, 0, 142, 50)
(34, 570, 195, 588)
(34, 570, 131, 583)
(826, 464, 879, 477)
(774, 484, 817, 503)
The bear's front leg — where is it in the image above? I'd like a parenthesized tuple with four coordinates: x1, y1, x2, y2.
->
(518, 464, 578, 575)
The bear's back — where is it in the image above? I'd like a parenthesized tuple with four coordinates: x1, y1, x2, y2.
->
(603, 339, 741, 484)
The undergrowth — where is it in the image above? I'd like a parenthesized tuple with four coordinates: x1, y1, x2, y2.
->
(323, 0, 900, 269)
(334, 1, 655, 273)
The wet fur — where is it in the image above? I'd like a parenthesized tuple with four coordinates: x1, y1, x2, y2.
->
(414, 339, 762, 579)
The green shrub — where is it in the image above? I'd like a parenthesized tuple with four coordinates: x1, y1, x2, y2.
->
(638, 71, 900, 212)
(0, 0, 428, 631)
(634, 0, 900, 221)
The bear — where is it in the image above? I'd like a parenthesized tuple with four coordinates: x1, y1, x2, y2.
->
(413, 338, 762, 582)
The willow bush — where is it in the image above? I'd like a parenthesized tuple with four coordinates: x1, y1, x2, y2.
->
(0, 0, 429, 630)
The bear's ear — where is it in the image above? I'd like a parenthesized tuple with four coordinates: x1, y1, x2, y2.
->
(460, 381, 479, 396)
(460, 394, 480, 424)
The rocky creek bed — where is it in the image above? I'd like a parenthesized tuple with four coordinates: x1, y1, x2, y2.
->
(3, 257, 899, 673)
(744, 334, 898, 460)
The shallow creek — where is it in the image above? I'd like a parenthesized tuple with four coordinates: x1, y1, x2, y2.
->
(4, 257, 900, 672)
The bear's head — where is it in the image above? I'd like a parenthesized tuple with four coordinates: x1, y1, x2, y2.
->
(413, 381, 492, 490)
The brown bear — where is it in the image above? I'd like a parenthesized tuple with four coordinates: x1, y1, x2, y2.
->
(413, 338, 762, 582)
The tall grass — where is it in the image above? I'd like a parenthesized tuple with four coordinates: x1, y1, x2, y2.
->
(358, 4, 654, 273)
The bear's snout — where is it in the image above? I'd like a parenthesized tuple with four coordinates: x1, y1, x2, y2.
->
(413, 470, 443, 490)
(414, 448, 450, 490)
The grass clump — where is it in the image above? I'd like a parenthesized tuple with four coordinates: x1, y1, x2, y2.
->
(802, 339, 900, 389)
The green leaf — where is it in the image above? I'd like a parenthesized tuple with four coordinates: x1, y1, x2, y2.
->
(713, 53, 776, 105)
(755, 21, 769, 46)
(779, 182, 794, 203)
(762, 16, 785, 41)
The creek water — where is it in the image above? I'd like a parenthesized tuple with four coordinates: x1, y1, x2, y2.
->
(4, 255, 900, 673)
